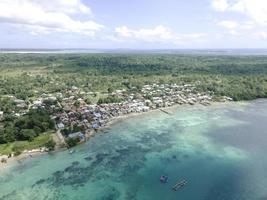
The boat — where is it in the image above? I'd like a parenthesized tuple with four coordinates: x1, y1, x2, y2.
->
(172, 179, 187, 191)
(69, 149, 75, 154)
(159, 175, 168, 183)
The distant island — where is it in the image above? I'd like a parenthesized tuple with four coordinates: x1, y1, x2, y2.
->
(2, 48, 267, 55)
(1, 52, 267, 162)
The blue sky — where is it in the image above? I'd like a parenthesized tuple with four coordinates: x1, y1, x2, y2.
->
(0, 0, 267, 49)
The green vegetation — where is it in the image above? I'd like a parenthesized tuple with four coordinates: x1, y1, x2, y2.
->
(97, 96, 123, 104)
(0, 53, 267, 153)
(44, 139, 56, 151)
(66, 137, 80, 148)
(0, 53, 266, 101)
(0, 108, 55, 144)
(0, 132, 54, 155)
(0, 97, 17, 113)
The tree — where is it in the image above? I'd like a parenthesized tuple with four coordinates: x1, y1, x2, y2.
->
(12, 142, 24, 156)
(85, 98, 92, 105)
(97, 96, 122, 104)
(19, 129, 36, 141)
(45, 139, 56, 151)
(61, 128, 71, 137)
(74, 100, 80, 108)
(107, 87, 114, 93)
(0, 108, 56, 144)
(66, 137, 79, 148)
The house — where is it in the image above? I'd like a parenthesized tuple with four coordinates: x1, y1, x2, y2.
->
(92, 123, 99, 129)
(93, 112, 102, 118)
(72, 86, 79, 90)
(33, 100, 42, 106)
(14, 99, 27, 108)
(14, 99, 25, 104)
(68, 132, 85, 141)
(0, 111, 3, 121)
(46, 96, 57, 101)
(57, 123, 65, 129)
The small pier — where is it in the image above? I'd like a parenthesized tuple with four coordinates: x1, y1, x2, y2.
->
(159, 109, 172, 115)
(200, 101, 211, 106)
(172, 179, 188, 191)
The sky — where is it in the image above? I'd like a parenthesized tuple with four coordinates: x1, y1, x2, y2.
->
(1, 0, 267, 49)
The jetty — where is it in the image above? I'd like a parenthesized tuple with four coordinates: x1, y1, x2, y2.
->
(172, 179, 188, 191)
(159, 109, 172, 115)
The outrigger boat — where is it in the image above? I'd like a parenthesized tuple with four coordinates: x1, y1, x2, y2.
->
(172, 179, 187, 191)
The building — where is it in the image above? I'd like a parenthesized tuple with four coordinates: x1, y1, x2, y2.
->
(68, 132, 85, 141)
(0, 111, 3, 121)
(14, 99, 27, 108)
(57, 123, 65, 129)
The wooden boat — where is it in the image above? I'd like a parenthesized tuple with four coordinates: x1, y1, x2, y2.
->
(172, 179, 187, 191)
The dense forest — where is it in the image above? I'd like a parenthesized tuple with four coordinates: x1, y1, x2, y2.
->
(0, 53, 266, 101)
(0, 108, 54, 144)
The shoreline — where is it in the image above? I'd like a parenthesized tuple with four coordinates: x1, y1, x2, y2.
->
(0, 151, 48, 171)
(0, 100, 252, 170)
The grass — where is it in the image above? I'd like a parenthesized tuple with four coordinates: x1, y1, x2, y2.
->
(0, 143, 13, 155)
(0, 131, 54, 155)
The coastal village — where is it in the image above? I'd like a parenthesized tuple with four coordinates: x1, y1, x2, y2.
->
(0, 83, 233, 161)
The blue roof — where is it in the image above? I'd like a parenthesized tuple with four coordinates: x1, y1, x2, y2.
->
(93, 112, 101, 118)
(92, 123, 99, 129)
(68, 132, 84, 139)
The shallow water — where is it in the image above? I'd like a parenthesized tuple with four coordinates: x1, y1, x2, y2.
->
(1, 100, 267, 200)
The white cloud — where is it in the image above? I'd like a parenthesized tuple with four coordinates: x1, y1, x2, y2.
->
(230, 0, 267, 26)
(211, 0, 229, 11)
(217, 20, 241, 36)
(254, 32, 267, 40)
(211, 0, 267, 26)
(212, 0, 267, 39)
(31, 0, 92, 15)
(218, 20, 239, 29)
(217, 20, 257, 36)
(115, 26, 173, 42)
(0, 0, 104, 36)
(239, 21, 255, 30)
(115, 25, 206, 44)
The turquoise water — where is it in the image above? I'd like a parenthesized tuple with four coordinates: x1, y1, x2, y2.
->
(1, 100, 267, 200)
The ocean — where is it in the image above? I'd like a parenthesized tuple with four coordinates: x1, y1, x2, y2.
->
(1, 100, 267, 200)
